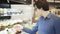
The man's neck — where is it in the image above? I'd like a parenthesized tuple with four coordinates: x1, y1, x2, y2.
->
(43, 11, 50, 18)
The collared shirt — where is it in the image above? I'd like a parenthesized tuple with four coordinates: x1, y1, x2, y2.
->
(23, 13, 60, 34)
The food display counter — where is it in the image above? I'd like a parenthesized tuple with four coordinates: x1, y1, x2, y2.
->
(0, 19, 29, 34)
(0, 7, 34, 34)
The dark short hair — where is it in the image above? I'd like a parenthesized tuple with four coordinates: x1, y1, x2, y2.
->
(42, 4, 49, 11)
(35, 0, 49, 11)
(35, 1, 42, 9)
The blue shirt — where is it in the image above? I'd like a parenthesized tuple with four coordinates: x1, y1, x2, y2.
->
(23, 13, 60, 34)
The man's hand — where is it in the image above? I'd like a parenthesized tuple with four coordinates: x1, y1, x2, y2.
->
(13, 24, 23, 32)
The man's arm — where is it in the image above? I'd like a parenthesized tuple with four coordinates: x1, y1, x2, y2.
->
(13, 21, 38, 34)
(23, 23, 38, 34)
(22, 16, 42, 34)
(13, 17, 42, 34)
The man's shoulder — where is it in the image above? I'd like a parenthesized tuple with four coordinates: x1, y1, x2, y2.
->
(38, 16, 44, 20)
(37, 16, 44, 23)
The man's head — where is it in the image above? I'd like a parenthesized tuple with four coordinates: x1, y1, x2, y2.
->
(35, 0, 49, 11)
(35, 0, 50, 18)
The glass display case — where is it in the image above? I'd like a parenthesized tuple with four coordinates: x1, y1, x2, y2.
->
(0, 0, 11, 8)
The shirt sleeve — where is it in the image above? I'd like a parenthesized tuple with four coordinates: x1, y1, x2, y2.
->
(23, 22, 38, 34)
(22, 18, 40, 34)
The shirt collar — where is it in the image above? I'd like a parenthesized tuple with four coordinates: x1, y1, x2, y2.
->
(45, 13, 55, 20)
(47, 13, 53, 18)
(41, 13, 55, 20)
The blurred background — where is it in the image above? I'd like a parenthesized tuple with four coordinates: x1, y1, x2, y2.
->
(0, 0, 60, 34)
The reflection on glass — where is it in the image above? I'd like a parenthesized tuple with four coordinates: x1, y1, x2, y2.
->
(0, 0, 9, 4)
(0, 0, 10, 8)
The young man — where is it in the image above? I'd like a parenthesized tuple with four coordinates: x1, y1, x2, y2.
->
(14, 0, 60, 34)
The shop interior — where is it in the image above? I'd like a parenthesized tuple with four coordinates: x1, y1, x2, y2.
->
(0, 0, 60, 34)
